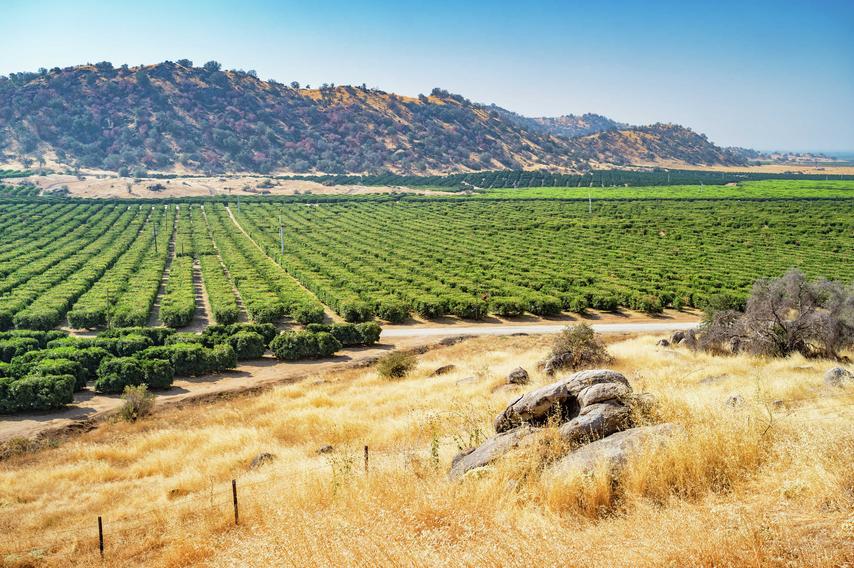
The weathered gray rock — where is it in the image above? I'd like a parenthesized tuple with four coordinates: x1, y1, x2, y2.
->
(451, 369, 637, 479)
(430, 364, 456, 377)
(507, 367, 530, 385)
(671, 330, 686, 344)
(317, 444, 334, 454)
(656, 339, 670, 347)
(557, 401, 632, 446)
(449, 425, 539, 479)
(824, 366, 853, 387)
(541, 352, 575, 376)
(545, 423, 682, 480)
(249, 452, 275, 469)
(494, 369, 630, 433)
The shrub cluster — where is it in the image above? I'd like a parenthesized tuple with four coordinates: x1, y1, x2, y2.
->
(270, 331, 342, 361)
(303, 322, 381, 346)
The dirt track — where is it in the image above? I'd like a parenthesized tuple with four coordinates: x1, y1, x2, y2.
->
(0, 319, 700, 444)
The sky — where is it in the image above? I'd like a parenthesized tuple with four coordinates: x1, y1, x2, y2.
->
(2, 0, 852, 152)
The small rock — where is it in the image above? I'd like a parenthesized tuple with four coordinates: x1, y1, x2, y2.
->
(656, 339, 670, 347)
(725, 394, 745, 407)
(430, 364, 456, 377)
(671, 331, 686, 344)
(541, 352, 574, 376)
(824, 367, 853, 388)
(439, 335, 468, 347)
(455, 375, 478, 385)
(249, 452, 275, 469)
(507, 367, 529, 385)
(317, 445, 334, 454)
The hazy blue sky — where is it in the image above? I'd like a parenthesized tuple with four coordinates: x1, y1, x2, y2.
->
(2, 0, 852, 152)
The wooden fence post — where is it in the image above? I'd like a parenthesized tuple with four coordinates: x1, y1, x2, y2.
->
(98, 516, 104, 558)
(364, 445, 369, 474)
(232, 479, 239, 525)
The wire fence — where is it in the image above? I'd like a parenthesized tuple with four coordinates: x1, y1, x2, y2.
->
(4, 393, 853, 560)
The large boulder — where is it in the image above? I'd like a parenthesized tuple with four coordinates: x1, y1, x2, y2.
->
(544, 423, 682, 481)
(494, 369, 630, 433)
(449, 425, 540, 479)
(824, 367, 853, 387)
(541, 352, 574, 376)
(450, 370, 636, 478)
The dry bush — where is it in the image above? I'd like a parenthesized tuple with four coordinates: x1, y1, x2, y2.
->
(544, 323, 612, 373)
(119, 384, 155, 422)
(376, 351, 417, 379)
(700, 269, 854, 359)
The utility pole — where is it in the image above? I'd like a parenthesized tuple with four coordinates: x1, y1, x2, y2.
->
(153, 220, 158, 254)
(588, 188, 592, 215)
(279, 216, 284, 256)
(237, 194, 241, 214)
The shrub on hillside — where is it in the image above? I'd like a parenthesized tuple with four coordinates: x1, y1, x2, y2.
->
(376, 351, 416, 380)
(304, 322, 382, 346)
(120, 384, 155, 422)
(545, 323, 612, 373)
(95, 357, 145, 394)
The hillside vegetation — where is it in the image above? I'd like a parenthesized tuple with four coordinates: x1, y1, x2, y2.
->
(1, 334, 851, 566)
(0, 61, 746, 175)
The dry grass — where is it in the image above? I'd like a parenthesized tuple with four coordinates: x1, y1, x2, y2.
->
(1, 334, 852, 567)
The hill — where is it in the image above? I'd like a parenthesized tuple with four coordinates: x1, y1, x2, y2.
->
(0, 61, 746, 174)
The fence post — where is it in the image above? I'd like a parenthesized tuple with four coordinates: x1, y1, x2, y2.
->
(98, 516, 104, 558)
(232, 479, 239, 526)
(364, 445, 369, 474)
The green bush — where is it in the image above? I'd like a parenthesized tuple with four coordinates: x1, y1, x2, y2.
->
(45, 337, 94, 350)
(376, 351, 416, 380)
(270, 331, 342, 361)
(95, 357, 145, 394)
(227, 331, 266, 360)
(0, 362, 9, 378)
(374, 298, 408, 323)
(101, 327, 175, 346)
(412, 296, 446, 319)
(209, 344, 238, 371)
(291, 303, 325, 325)
(115, 333, 153, 357)
(6, 374, 75, 411)
(0, 337, 40, 363)
(140, 359, 174, 389)
(356, 322, 382, 345)
(164, 332, 205, 346)
(490, 297, 526, 317)
(448, 296, 488, 320)
(0, 330, 68, 349)
(67, 307, 106, 330)
(339, 300, 373, 323)
(525, 295, 563, 317)
(32, 358, 86, 390)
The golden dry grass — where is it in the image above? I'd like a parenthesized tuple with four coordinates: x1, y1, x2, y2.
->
(1, 334, 852, 567)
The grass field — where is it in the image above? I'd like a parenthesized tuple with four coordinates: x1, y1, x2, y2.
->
(1, 333, 851, 566)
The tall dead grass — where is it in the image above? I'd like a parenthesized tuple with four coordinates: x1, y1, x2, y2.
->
(1, 334, 851, 567)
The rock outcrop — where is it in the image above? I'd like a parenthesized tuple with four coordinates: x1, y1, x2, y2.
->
(450, 369, 636, 478)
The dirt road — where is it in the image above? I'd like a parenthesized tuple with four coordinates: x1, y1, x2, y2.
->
(0, 320, 698, 444)
(382, 321, 698, 338)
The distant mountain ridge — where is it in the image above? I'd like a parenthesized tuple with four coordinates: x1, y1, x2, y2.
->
(0, 61, 747, 174)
